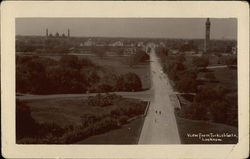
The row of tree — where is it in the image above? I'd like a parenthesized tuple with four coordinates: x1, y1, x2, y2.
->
(155, 46, 237, 127)
(16, 55, 143, 94)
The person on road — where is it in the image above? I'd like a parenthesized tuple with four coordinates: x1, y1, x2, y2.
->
(159, 111, 161, 115)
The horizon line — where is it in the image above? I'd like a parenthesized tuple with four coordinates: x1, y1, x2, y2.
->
(16, 34, 237, 41)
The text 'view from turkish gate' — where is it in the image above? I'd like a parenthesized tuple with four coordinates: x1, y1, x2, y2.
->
(16, 18, 237, 144)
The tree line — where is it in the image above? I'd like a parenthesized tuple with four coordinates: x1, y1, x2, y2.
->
(155, 46, 237, 127)
(16, 55, 143, 94)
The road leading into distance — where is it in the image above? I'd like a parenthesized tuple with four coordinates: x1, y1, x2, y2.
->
(138, 43, 181, 144)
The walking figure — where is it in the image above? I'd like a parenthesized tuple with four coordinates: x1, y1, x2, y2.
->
(156, 110, 157, 114)
(159, 111, 161, 115)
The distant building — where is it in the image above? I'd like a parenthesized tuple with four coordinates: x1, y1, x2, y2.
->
(204, 18, 211, 53)
(45, 28, 70, 39)
(232, 46, 237, 55)
(137, 42, 144, 47)
(96, 42, 106, 46)
(46, 28, 48, 38)
(55, 32, 60, 37)
(124, 47, 136, 55)
(110, 41, 123, 47)
(84, 39, 95, 46)
(79, 42, 84, 47)
(159, 42, 166, 47)
(169, 49, 179, 55)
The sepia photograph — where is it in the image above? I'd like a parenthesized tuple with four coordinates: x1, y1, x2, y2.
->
(1, 1, 249, 158)
(15, 18, 238, 144)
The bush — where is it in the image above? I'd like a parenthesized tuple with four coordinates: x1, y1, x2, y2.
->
(192, 56, 209, 69)
(175, 77, 198, 93)
(87, 93, 122, 107)
(17, 98, 147, 144)
(204, 72, 216, 81)
(179, 102, 208, 120)
(116, 73, 142, 92)
(16, 100, 40, 139)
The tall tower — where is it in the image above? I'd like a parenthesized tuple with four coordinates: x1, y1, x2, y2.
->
(46, 28, 48, 38)
(204, 18, 211, 53)
(68, 29, 70, 38)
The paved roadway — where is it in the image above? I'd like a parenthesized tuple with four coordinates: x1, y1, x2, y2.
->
(16, 90, 151, 101)
(138, 43, 181, 144)
(206, 65, 236, 69)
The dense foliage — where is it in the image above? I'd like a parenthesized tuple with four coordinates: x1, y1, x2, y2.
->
(155, 46, 237, 127)
(16, 55, 143, 94)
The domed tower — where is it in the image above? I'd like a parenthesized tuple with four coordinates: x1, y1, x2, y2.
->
(204, 18, 211, 53)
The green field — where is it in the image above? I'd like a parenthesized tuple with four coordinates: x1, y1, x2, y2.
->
(42, 55, 150, 90)
(84, 56, 150, 90)
(24, 97, 144, 127)
(198, 67, 237, 91)
(18, 96, 147, 144)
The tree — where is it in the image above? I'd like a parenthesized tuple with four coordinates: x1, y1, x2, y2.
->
(134, 50, 149, 63)
(175, 77, 198, 93)
(16, 100, 39, 139)
(225, 56, 237, 67)
(204, 72, 216, 82)
(116, 73, 142, 91)
(209, 101, 228, 123)
(175, 54, 186, 63)
(59, 55, 81, 69)
(192, 56, 209, 70)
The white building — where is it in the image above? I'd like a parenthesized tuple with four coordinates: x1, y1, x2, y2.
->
(232, 46, 237, 55)
(159, 42, 166, 47)
(84, 39, 95, 46)
(110, 41, 123, 47)
(137, 42, 144, 47)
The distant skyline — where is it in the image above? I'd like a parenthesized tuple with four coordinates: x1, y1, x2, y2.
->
(16, 18, 237, 39)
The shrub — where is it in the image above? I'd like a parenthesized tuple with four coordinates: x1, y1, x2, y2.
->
(192, 56, 209, 69)
(116, 73, 142, 92)
(87, 93, 123, 107)
(175, 78, 198, 93)
(204, 72, 216, 81)
(16, 100, 40, 139)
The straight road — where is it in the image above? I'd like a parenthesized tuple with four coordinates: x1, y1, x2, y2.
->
(138, 43, 181, 144)
(16, 90, 151, 101)
(206, 65, 236, 69)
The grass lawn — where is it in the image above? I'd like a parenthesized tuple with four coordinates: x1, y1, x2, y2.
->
(25, 97, 145, 127)
(184, 55, 221, 66)
(198, 68, 237, 89)
(41, 55, 150, 89)
(76, 116, 145, 144)
(176, 116, 238, 144)
(81, 56, 150, 89)
(19, 96, 147, 144)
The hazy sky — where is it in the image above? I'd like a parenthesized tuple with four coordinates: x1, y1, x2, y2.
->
(16, 18, 237, 39)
